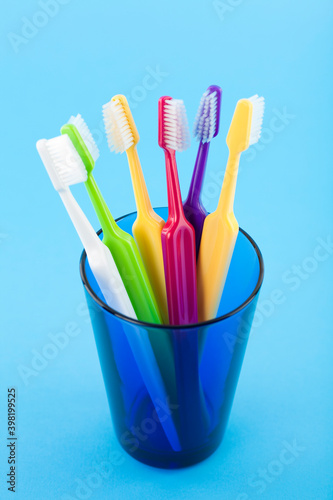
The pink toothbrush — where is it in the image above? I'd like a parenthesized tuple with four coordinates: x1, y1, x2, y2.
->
(158, 97, 209, 446)
(158, 96, 198, 326)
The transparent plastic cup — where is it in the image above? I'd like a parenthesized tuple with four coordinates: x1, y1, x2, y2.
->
(79, 208, 264, 468)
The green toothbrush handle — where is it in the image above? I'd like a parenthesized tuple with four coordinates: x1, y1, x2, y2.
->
(103, 230, 162, 324)
(85, 175, 161, 324)
(85, 176, 119, 236)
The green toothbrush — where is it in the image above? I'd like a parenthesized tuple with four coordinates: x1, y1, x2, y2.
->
(61, 115, 179, 421)
(61, 115, 162, 324)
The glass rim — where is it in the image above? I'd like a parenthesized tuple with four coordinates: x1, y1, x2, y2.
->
(79, 209, 264, 330)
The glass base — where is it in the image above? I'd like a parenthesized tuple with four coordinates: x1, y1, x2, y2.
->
(119, 430, 224, 469)
(112, 385, 226, 468)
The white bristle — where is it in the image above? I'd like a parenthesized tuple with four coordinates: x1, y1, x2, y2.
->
(68, 114, 100, 162)
(193, 90, 218, 143)
(37, 135, 87, 191)
(163, 99, 190, 152)
(102, 99, 134, 154)
(248, 95, 265, 146)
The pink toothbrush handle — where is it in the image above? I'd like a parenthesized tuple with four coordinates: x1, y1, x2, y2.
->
(162, 150, 198, 325)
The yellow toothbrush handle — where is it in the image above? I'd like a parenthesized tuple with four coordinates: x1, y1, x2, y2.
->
(197, 210, 238, 322)
(133, 215, 169, 324)
(197, 151, 240, 322)
(127, 147, 169, 324)
(126, 147, 152, 213)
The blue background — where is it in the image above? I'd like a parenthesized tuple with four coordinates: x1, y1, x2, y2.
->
(1, 0, 332, 498)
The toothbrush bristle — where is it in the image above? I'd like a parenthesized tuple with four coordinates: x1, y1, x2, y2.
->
(103, 99, 134, 154)
(163, 99, 190, 152)
(248, 95, 265, 146)
(44, 135, 87, 189)
(68, 114, 100, 162)
(193, 90, 218, 143)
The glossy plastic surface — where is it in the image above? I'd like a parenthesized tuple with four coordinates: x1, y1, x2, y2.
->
(197, 98, 254, 322)
(158, 96, 198, 325)
(126, 146, 168, 324)
(104, 95, 169, 323)
(84, 175, 162, 324)
(161, 151, 198, 325)
(61, 115, 162, 324)
(183, 141, 209, 256)
(183, 85, 222, 256)
(79, 208, 264, 468)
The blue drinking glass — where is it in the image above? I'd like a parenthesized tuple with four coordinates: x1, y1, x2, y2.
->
(79, 208, 264, 468)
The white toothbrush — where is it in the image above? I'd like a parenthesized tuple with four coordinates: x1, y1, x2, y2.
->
(37, 134, 181, 451)
(36, 135, 136, 319)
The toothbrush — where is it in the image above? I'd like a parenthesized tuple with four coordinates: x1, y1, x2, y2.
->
(103, 95, 169, 324)
(158, 96, 198, 325)
(159, 96, 210, 447)
(61, 115, 180, 432)
(36, 135, 135, 319)
(183, 85, 222, 256)
(197, 95, 265, 322)
(37, 135, 181, 451)
(60, 115, 162, 325)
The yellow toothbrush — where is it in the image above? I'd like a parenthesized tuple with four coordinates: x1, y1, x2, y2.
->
(197, 95, 265, 322)
(103, 95, 169, 324)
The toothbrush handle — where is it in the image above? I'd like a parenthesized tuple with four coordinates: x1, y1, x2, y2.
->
(216, 151, 240, 216)
(85, 175, 119, 237)
(62, 189, 179, 447)
(183, 142, 210, 255)
(171, 329, 209, 447)
(185, 141, 210, 205)
(197, 149, 240, 322)
(59, 190, 136, 319)
(59, 189, 99, 256)
(162, 149, 198, 325)
(123, 324, 181, 451)
(164, 150, 184, 220)
(126, 147, 153, 216)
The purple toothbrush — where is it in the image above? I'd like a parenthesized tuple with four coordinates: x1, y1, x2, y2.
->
(183, 85, 222, 256)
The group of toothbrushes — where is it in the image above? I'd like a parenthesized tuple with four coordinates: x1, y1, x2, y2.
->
(36, 86, 264, 452)
(37, 86, 264, 328)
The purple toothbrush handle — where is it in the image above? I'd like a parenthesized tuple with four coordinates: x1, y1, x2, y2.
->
(183, 85, 222, 256)
(183, 141, 209, 256)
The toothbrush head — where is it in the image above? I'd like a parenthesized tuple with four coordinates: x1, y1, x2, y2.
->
(226, 95, 265, 153)
(248, 95, 265, 146)
(36, 135, 87, 192)
(61, 114, 99, 175)
(193, 85, 222, 143)
(103, 94, 140, 154)
(158, 96, 191, 152)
